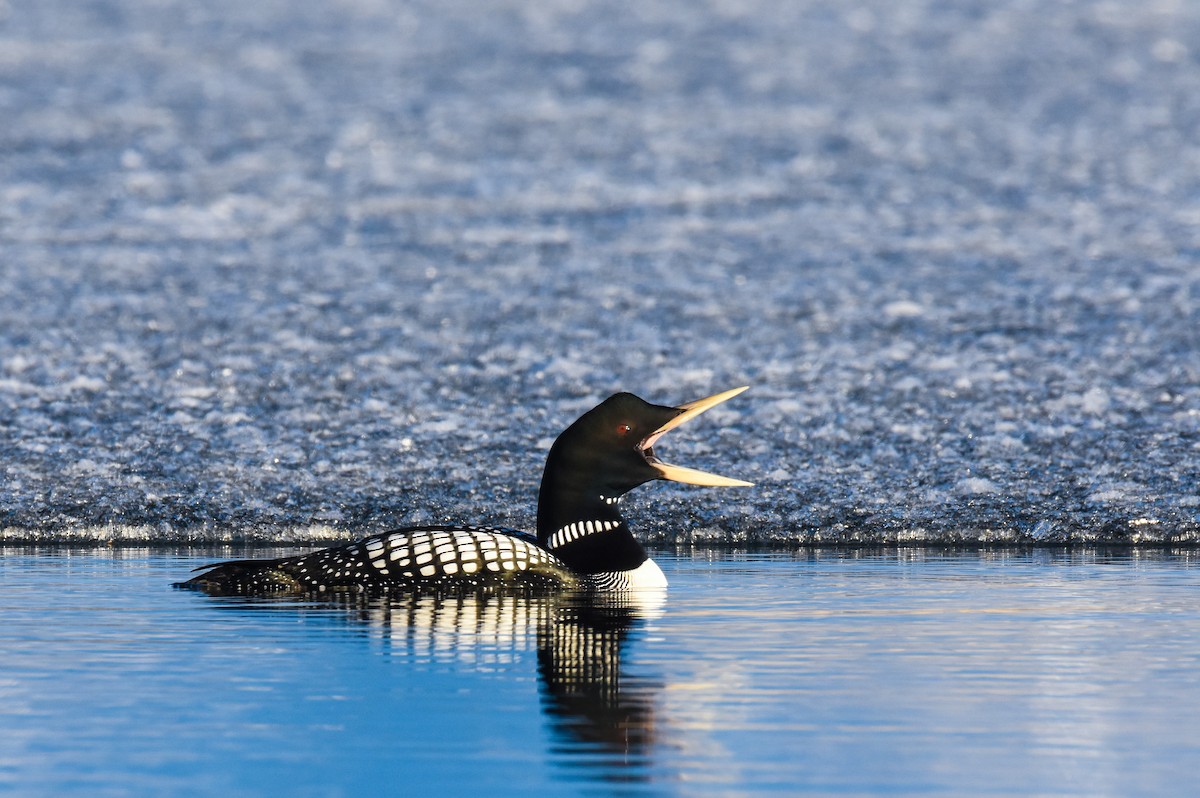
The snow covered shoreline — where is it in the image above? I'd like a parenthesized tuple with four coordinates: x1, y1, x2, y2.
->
(3, 0, 1198, 544)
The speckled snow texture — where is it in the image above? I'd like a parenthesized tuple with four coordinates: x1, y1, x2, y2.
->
(1, 0, 1198, 545)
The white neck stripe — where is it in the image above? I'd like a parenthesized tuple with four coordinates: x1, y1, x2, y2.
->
(548, 519, 620, 550)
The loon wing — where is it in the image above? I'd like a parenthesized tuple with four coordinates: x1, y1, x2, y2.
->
(177, 526, 575, 596)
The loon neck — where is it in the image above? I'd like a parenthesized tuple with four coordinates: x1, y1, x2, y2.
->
(536, 488, 648, 575)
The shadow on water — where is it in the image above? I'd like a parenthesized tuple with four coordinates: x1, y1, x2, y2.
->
(194, 587, 666, 784)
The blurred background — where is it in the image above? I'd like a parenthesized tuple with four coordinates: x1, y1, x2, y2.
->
(1, 0, 1198, 543)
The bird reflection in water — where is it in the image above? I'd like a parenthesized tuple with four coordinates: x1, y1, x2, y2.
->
(211, 586, 665, 780)
(536, 596, 663, 777)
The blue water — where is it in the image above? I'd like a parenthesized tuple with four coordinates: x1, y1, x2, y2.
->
(4, 0, 1200, 546)
(2, 548, 1198, 796)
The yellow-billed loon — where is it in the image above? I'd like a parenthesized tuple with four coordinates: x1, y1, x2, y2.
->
(179, 386, 751, 595)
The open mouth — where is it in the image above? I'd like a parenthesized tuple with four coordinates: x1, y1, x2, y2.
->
(638, 386, 753, 487)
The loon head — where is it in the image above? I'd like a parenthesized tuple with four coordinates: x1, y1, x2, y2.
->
(536, 386, 752, 576)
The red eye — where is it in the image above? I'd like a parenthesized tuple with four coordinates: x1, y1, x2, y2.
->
(615, 423, 633, 436)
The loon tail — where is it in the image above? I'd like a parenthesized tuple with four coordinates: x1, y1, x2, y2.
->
(175, 558, 301, 595)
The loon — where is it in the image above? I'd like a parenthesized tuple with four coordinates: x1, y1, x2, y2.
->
(179, 386, 751, 595)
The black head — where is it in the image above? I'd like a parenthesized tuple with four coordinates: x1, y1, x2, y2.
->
(535, 387, 751, 561)
(542, 392, 680, 502)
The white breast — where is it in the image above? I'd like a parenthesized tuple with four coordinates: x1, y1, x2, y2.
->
(588, 557, 668, 591)
(627, 557, 668, 589)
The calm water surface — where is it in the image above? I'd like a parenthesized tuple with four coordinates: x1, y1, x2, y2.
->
(1, 547, 1198, 796)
